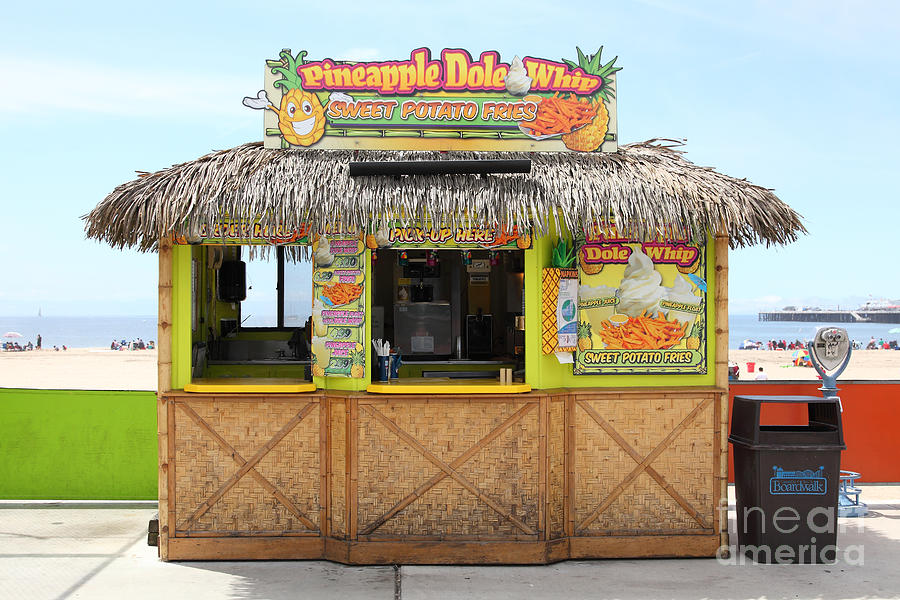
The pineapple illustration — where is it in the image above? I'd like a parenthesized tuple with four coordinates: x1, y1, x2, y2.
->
(577, 321, 593, 351)
(349, 349, 366, 378)
(560, 47, 622, 152)
(678, 258, 701, 274)
(579, 250, 603, 275)
(311, 353, 325, 377)
(685, 314, 703, 350)
(242, 50, 326, 147)
(541, 268, 561, 354)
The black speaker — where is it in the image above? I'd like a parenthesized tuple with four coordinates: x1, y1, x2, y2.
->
(218, 260, 246, 302)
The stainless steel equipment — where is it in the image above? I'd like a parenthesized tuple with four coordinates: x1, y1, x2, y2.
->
(394, 302, 452, 356)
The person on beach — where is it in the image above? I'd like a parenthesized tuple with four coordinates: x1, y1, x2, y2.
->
(755, 367, 769, 381)
(36, 334, 41, 349)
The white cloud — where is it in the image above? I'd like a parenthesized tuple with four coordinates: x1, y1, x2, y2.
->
(0, 55, 255, 118)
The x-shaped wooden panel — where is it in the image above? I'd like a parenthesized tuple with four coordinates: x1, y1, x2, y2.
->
(176, 401, 318, 532)
(360, 402, 538, 536)
(576, 397, 713, 532)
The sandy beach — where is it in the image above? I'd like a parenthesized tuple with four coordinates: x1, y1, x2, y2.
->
(2, 346, 899, 390)
(0, 347, 157, 391)
(730, 348, 900, 381)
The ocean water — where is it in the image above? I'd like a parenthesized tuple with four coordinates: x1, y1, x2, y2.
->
(2, 313, 897, 350)
(0, 316, 158, 349)
(727, 314, 899, 349)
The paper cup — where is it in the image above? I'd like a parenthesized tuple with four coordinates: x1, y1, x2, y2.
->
(578, 283, 618, 338)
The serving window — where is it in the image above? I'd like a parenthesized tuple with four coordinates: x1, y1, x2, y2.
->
(364, 246, 528, 393)
(186, 244, 315, 391)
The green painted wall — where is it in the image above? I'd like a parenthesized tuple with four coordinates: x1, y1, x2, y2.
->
(172, 244, 193, 389)
(0, 388, 156, 500)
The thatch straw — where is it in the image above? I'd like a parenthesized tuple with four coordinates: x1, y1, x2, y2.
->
(83, 140, 804, 251)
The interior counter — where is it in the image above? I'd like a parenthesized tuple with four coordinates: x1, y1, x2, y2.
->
(184, 377, 316, 393)
(366, 377, 530, 394)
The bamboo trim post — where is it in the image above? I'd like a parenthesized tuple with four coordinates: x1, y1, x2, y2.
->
(157, 235, 173, 560)
(714, 234, 730, 553)
(158, 236, 173, 394)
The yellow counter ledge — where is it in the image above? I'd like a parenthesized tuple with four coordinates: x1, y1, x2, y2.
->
(366, 378, 531, 394)
(184, 378, 316, 393)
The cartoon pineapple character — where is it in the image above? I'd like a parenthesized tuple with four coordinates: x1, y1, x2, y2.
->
(560, 47, 622, 152)
(277, 88, 326, 146)
(242, 50, 327, 147)
(577, 321, 593, 351)
(349, 349, 366, 378)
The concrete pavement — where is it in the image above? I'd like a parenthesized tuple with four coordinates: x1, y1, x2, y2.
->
(2, 487, 899, 600)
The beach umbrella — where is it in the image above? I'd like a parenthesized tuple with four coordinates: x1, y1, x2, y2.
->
(792, 348, 812, 367)
(2, 332, 23, 338)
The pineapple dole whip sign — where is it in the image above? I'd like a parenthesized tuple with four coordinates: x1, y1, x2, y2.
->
(244, 47, 620, 152)
(311, 232, 366, 378)
(574, 228, 708, 375)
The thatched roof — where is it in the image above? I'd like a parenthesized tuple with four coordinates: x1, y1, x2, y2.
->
(83, 140, 804, 251)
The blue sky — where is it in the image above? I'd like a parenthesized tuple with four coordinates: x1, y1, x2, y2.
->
(1, 0, 898, 316)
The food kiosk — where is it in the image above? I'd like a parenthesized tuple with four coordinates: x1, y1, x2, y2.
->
(85, 47, 804, 563)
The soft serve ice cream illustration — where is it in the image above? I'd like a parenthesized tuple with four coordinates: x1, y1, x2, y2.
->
(616, 246, 666, 317)
(314, 236, 335, 267)
(504, 56, 532, 96)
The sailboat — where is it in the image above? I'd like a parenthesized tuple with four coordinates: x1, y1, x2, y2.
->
(37, 307, 42, 317)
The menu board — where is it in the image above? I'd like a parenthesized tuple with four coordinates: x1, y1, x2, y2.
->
(311, 233, 366, 378)
(574, 231, 707, 375)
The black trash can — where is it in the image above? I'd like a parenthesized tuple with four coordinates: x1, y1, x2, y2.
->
(729, 395, 845, 564)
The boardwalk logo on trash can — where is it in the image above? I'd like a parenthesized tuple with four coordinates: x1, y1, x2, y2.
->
(769, 466, 827, 495)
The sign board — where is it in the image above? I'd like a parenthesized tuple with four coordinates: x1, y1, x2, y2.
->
(175, 221, 531, 249)
(311, 233, 366, 378)
(574, 229, 708, 375)
(247, 47, 620, 153)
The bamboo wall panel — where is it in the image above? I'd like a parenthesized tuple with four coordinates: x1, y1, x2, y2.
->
(356, 399, 542, 539)
(161, 390, 721, 562)
(173, 398, 321, 536)
(572, 392, 715, 536)
(548, 397, 566, 539)
(329, 398, 347, 538)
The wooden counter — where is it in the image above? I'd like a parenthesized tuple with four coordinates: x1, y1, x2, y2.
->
(157, 387, 725, 563)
